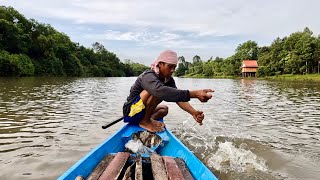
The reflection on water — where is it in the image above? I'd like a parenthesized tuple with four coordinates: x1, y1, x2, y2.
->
(0, 77, 320, 180)
(0, 77, 130, 180)
(170, 78, 320, 180)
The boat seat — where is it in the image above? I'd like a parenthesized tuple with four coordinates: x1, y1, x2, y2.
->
(86, 154, 115, 180)
(150, 153, 168, 179)
(135, 156, 143, 180)
(174, 158, 194, 180)
(86, 153, 194, 180)
(162, 156, 185, 180)
(98, 152, 130, 180)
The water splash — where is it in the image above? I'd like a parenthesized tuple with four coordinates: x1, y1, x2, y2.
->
(174, 119, 274, 179)
(207, 141, 267, 173)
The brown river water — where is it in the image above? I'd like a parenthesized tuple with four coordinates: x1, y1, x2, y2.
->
(0, 77, 319, 180)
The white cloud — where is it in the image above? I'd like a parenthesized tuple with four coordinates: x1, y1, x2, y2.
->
(1, 0, 320, 64)
(4, 0, 320, 35)
(84, 29, 207, 49)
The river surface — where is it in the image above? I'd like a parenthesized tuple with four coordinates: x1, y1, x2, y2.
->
(0, 77, 319, 180)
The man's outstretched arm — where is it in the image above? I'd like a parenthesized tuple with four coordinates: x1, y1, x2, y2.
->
(176, 102, 204, 125)
(189, 89, 214, 102)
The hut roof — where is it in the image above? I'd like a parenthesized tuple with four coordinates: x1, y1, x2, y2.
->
(242, 60, 258, 68)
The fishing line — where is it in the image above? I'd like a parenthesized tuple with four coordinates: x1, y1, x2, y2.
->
(212, 93, 299, 163)
(213, 93, 285, 121)
(190, 91, 288, 129)
(192, 101, 205, 128)
(190, 91, 285, 127)
(187, 92, 299, 169)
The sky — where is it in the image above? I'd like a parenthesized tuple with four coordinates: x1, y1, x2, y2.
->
(1, 0, 320, 65)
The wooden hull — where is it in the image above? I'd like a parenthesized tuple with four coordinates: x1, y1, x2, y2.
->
(58, 123, 218, 180)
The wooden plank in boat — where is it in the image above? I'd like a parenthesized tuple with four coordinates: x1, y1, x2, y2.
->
(87, 154, 115, 180)
(175, 158, 194, 180)
(98, 152, 130, 180)
(135, 156, 143, 180)
(150, 153, 168, 180)
(162, 156, 184, 180)
(122, 163, 134, 180)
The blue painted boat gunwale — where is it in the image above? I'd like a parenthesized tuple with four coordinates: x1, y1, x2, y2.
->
(57, 125, 129, 180)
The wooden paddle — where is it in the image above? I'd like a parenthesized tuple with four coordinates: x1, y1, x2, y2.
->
(102, 117, 124, 129)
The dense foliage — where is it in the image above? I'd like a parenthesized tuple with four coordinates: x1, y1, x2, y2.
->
(175, 28, 320, 77)
(0, 6, 147, 77)
(2, 6, 319, 78)
(123, 59, 150, 76)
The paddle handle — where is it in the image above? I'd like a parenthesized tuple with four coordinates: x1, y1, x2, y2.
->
(102, 117, 124, 129)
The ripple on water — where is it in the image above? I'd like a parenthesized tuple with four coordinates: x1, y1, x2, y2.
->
(1, 77, 320, 180)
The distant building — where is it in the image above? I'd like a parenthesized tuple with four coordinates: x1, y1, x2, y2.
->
(241, 60, 258, 77)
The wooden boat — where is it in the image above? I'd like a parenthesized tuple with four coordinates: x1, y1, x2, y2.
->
(58, 121, 218, 180)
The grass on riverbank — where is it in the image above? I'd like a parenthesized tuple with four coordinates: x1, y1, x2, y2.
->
(180, 73, 320, 82)
(182, 73, 235, 79)
(263, 74, 320, 82)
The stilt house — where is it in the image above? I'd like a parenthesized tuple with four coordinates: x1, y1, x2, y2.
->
(241, 60, 258, 77)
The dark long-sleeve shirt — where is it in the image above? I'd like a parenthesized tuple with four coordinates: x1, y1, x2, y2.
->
(123, 70, 190, 116)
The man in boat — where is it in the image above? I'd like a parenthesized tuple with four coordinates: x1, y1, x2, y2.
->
(123, 50, 213, 132)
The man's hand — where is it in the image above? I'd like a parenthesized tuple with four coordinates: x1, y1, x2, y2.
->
(192, 110, 204, 125)
(190, 89, 214, 102)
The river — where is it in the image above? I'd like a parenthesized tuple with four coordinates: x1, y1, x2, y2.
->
(0, 77, 319, 180)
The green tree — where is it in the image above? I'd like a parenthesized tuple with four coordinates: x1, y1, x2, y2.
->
(175, 56, 189, 76)
(235, 40, 259, 60)
(124, 60, 149, 76)
(0, 50, 34, 76)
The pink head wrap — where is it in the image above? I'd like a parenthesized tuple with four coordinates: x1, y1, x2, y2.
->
(151, 50, 178, 74)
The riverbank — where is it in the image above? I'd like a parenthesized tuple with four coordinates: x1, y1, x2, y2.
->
(181, 73, 320, 82)
(182, 74, 235, 79)
(262, 74, 320, 82)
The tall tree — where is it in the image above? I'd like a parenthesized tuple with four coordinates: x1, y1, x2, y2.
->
(175, 56, 188, 76)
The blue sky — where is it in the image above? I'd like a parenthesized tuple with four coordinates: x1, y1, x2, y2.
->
(1, 0, 320, 65)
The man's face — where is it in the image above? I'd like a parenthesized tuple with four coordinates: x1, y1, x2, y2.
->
(159, 62, 177, 78)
